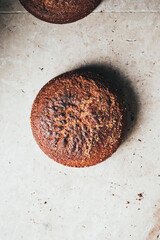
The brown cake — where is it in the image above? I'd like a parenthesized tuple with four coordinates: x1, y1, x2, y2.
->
(19, 0, 101, 24)
(31, 70, 126, 167)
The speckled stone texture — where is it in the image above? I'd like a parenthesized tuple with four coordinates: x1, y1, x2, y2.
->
(0, 2, 160, 240)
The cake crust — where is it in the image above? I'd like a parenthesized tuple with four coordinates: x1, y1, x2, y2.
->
(31, 71, 126, 167)
(20, 0, 101, 24)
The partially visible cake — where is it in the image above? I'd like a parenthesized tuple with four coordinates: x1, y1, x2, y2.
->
(20, 0, 101, 24)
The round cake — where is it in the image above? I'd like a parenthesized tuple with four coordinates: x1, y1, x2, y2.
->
(20, 0, 101, 24)
(31, 70, 126, 167)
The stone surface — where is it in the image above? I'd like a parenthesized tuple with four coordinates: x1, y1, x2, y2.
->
(0, 3, 160, 240)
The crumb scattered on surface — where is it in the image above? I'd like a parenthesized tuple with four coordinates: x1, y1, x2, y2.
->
(137, 193, 144, 201)
(138, 193, 143, 198)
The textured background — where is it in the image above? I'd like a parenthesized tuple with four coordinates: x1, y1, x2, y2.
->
(0, 1, 160, 240)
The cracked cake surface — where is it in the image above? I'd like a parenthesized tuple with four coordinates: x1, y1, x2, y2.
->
(20, 0, 101, 24)
(31, 70, 126, 167)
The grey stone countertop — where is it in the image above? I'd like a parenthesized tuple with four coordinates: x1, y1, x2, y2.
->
(0, 1, 160, 240)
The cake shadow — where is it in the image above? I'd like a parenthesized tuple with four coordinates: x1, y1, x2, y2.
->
(74, 63, 140, 142)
